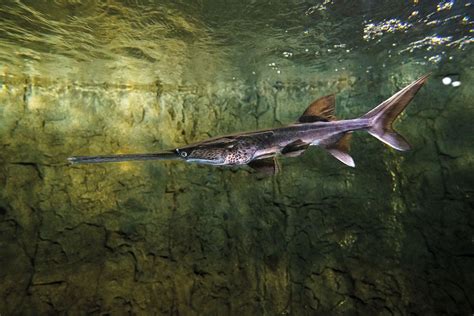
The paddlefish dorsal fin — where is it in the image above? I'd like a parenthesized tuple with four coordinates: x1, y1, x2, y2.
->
(298, 94, 336, 123)
(325, 134, 355, 167)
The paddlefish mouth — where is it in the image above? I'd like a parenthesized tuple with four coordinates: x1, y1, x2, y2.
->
(68, 150, 182, 164)
(185, 157, 226, 165)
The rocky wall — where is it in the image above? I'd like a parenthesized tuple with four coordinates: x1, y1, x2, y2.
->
(0, 70, 472, 314)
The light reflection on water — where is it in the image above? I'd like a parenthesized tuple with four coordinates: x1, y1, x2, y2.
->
(0, 0, 472, 87)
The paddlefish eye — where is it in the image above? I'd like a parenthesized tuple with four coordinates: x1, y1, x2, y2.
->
(176, 148, 188, 158)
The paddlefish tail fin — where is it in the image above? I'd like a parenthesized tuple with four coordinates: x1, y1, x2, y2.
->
(362, 74, 430, 151)
(68, 151, 180, 164)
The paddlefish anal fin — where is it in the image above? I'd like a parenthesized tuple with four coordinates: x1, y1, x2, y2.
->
(298, 94, 336, 123)
(324, 134, 355, 167)
(248, 157, 280, 175)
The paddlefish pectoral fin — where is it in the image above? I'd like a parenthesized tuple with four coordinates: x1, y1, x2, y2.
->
(68, 150, 181, 164)
(248, 157, 280, 175)
(281, 139, 310, 157)
(362, 74, 430, 151)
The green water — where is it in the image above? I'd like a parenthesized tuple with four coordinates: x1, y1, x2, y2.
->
(0, 1, 473, 314)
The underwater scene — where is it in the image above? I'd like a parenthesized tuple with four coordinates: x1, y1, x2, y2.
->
(0, 0, 473, 314)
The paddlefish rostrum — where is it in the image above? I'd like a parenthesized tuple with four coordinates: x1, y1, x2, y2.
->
(68, 74, 429, 174)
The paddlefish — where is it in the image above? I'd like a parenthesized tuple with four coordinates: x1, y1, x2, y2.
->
(68, 75, 429, 174)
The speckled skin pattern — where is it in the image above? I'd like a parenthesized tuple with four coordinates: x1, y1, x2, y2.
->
(223, 138, 260, 165)
(180, 135, 264, 165)
(177, 120, 368, 166)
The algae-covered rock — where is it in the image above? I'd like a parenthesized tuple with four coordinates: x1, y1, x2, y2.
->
(1, 69, 472, 314)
